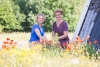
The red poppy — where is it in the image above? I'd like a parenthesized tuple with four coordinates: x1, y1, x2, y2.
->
(2, 45, 6, 49)
(75, 36, 83, 43)
(76, 39, 83, 43)
(76, 36, 80, 40)
(66, 45, 71, 50)
(7, 38, 10, 41)
(9, 40, 14, 45)
(66, 42, 73, 50)
(93, 40, 98, 44)
(3, 41, 8, 44)
(2, 38, 18, 50)
(10, 40, 13, 42)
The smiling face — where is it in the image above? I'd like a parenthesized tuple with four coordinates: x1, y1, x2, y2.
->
(55, 12, 62, 21)
(36, 15, 45, 24)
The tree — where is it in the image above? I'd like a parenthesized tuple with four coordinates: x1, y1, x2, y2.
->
(0, 0, 24, 32)
(0, 0, 85, 33)
(39, 0, 85, 32)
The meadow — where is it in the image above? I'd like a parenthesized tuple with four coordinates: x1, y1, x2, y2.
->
(0, 32, 73, 41)
(0, 32, 100, 67)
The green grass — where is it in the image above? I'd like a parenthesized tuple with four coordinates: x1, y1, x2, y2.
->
(0, 32, 30, 41)
(0, 32, 100, 67)
(0, 32, 73, 41)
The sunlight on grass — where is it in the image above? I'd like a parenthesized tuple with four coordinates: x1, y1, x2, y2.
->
(0, 32, 30, 41)
(0, 36, 100, 67)
(0, 33, 100, 67)
(0, 32, 73, 41)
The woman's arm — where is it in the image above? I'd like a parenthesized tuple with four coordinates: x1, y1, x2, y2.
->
(52, 31, 56, 38)
(58, 31, 68, 40)
(34, 28, 48, 41)
(43, 34, 48, 40)
(34, 28, 44, 40)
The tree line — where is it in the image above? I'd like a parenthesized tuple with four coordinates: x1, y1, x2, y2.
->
(0, 0, 85, 33)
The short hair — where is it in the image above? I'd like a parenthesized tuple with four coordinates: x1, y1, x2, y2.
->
(54, 9, 63, 15)
(36, 13, 46, 21)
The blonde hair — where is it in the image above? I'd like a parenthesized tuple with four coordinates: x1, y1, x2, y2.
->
(36, 13, 46, 21)
(54, 9, 63, 15)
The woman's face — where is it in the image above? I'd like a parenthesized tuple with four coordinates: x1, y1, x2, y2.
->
(55, 12, 62, 21)
(37, 15, 44, 24)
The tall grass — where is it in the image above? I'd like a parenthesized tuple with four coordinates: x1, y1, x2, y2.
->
(0, 43, 100, 67)
(0, 32, 73, 41)
(0, 33, 100, 67)
(0, 32, 30, 41)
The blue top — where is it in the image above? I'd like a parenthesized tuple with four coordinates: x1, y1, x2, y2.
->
(29, 23, 44, 42)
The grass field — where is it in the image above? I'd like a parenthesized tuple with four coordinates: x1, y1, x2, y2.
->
(0, 32, 100, 67)
(0, 32, 73, 41)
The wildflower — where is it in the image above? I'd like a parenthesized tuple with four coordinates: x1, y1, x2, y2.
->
(75, 36, 83, 43)
(3, 41, 8, 44)
(84, 36, 90, 40)
(2, 45, 6, 49)
(82, 50, 84, 53)
(11, 40, 13, 43)
(2, 38, 17, 50)
(66, 45, 71, 50)
(63, 43, 67, 48)
(66, 42, 74, 50)
(7, 38, 10, 41)
(88, 41, 92, 45)
(43, 47, 47, 51)
(93, 39, 98, 44)
(9, 40, 14, 45)
(76, 36, 80, 40)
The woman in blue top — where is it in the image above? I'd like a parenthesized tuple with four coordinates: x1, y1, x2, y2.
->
(29, 13, 47, 45)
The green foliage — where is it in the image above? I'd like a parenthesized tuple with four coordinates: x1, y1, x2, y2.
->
(84, 43, 100, 59)
(11, 0, 41, 32)
(0, 0, 24, 32)
(0, 0, 85, 32)
(0, 25, 3, 33)
(38, 0, 85, 32)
